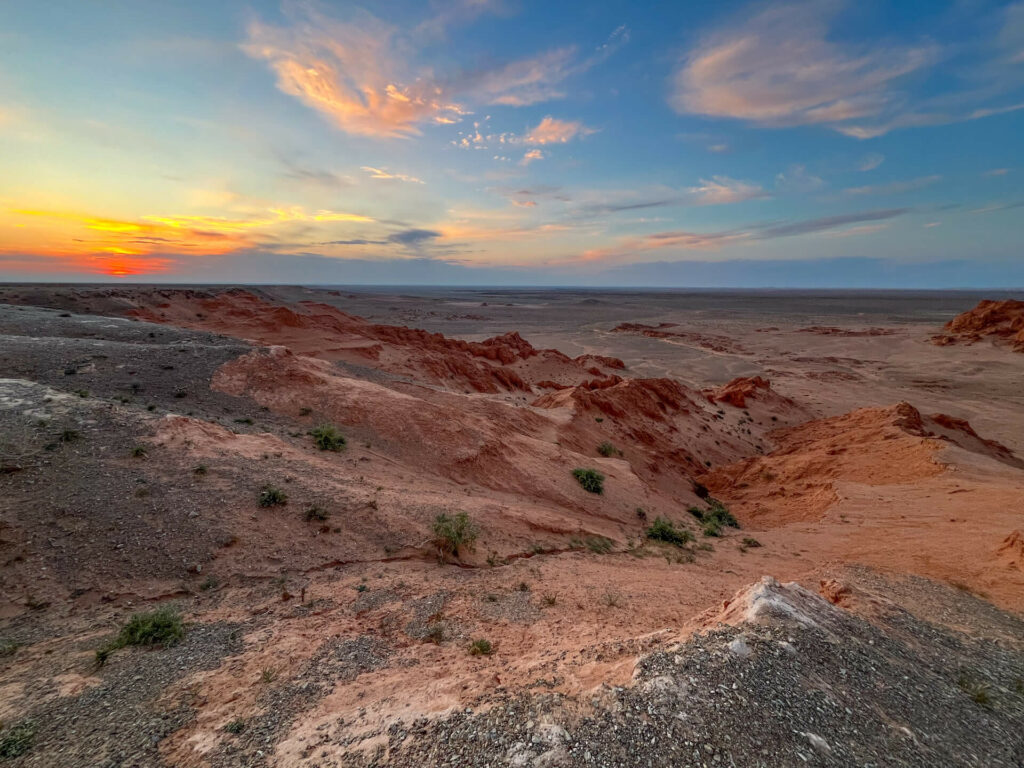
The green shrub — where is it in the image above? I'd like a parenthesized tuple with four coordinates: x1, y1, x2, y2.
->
(432, 512, 479, 561)
(584, 536, 613, 554)
(131, 445, 148, 458)
(690, 500, 738, 536)
(597, 442, 618, 457)
(572, 468, 604, 494)
(0, 721, 36, 758)
(224, 719, 246, 735)
(646, 517, 693, 546)
(96, 608, 184, 665)
(469, 638, 493, 656)
(707, 500, 738, 528)
(259, 485, 287, 507)
(305, 506, 329, 522)
(959, 676, 993, 708)
(310, 424, 346, 452)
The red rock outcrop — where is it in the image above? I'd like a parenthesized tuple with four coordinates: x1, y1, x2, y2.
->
(704, 376, 772, 408)
(119, 289, 624, 394)
(700, 402, 1021, 526)
(932, 299, 1024, 351)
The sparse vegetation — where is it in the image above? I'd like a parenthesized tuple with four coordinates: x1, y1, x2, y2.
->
(635, 507, 647, 520)
(517, 581, 530, 592)
(234, 417, 253, 425)
(469, 638, 493, 656)
(601, 591, 624, 608)
(131, 445, 148, 458)
(0, 720, 36, 759)
(688, 499, 739, 536)
(259, 485, 288, 507)
(739, 537, 762, 552)
(305, 506, 329, 522)
(0, 640, 18, 657)
(431, 511, 479, 562)
(260, 666, 278, 684)
(646, 517, 693, 546)
(194, 464, 208, 476)
(584, 536, 614, 554)
(597, 441, 619, 457)
(310, 423, 346, 452)
(60, 428, 80, 443)
(572, 468, 604, 494)
(693, 481, 710, 499)
(96, 608, 185, 665)
(223, 719, 246, 735)
(959, 675, 993, 709)
(542, 594, 557, 607)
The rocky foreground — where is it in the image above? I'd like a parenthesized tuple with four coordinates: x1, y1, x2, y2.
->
(1, 287, 1022, 767)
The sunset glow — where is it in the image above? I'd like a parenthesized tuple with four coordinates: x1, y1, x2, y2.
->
(1, 1, 1022, 284)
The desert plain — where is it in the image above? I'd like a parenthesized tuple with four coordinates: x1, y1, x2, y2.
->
(0, 285, 1022, 767)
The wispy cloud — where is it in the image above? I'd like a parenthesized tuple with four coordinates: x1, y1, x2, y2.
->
(245, 5, 627, 138)
(858, 153, 885, 172)
(774, 165, 824, 194)
(361, 166, 425, 184)
(983, 168, 1010, 177)
(464, 25, 629, 107)
(580, 207, 910, 261)
(524, 117, 595, 145)
(671, 1, 1024, 139)
(244, 7, 467, 138)
(685, 176, 767, 205)
(671, 2, 937, 136)
(843, 175, 941, 196)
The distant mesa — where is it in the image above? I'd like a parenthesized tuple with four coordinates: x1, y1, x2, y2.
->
(612, 321, 748, 355)
(932, 299, 1024, 352)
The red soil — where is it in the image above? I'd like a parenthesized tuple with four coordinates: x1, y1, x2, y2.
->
(699, 402, 1019, 526)
(997, 531, 1024, 570)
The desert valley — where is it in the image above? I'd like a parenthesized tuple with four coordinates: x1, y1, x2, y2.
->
(0, 285, 1022, 767)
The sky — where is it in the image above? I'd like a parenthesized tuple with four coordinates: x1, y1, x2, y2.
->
(1, 0, 1023, 287)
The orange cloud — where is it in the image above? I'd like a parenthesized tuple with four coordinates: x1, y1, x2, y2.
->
(244, 9, 466, 138)
(524, 116, 594, 144)
(520, 149, 544, 166)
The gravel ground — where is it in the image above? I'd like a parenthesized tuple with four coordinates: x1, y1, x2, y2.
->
(337, 582, 1024, 768)
(0, 620, 245, 768)
(209, 635, 392, 768)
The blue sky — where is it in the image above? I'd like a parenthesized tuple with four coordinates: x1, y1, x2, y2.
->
(1, 0, 1022, 285)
